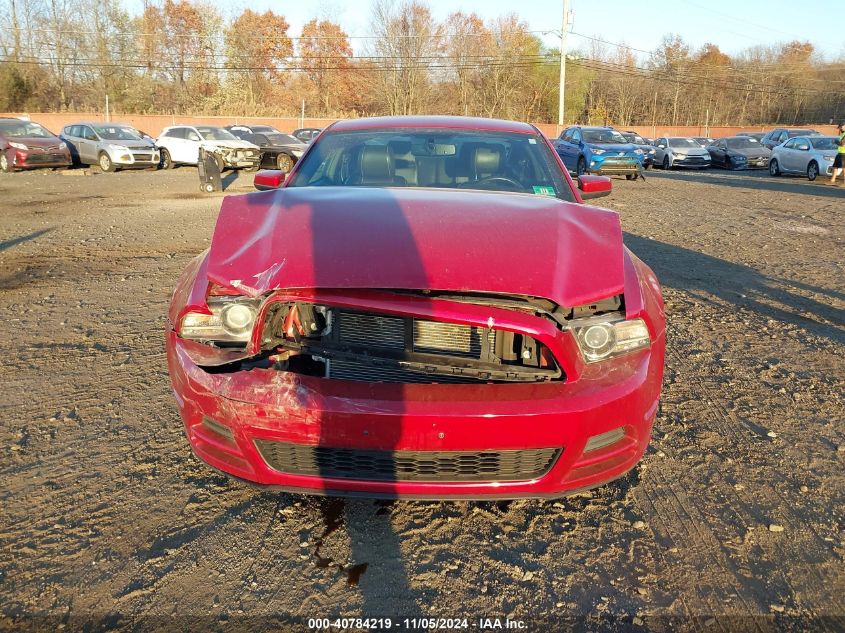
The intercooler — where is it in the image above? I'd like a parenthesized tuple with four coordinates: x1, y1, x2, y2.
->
(328, 310, 496, 383)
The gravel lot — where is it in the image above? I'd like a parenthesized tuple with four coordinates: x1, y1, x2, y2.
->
(1, 166, 843, 632)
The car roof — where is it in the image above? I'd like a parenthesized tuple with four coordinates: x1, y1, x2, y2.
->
(329, 116, 537, 135)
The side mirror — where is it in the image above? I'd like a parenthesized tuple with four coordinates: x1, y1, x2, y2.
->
(657, 144, 666, 149)
(577, 175, 612, 201)
(254, 170, 285, 191)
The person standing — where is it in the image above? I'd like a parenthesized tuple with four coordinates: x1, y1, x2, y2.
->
(831, 122, 845, 185)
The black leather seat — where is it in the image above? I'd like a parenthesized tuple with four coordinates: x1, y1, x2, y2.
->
(353, 146, 406, 186)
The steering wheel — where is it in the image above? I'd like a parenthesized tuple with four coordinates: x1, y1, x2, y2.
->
(459, 176, 523, 189)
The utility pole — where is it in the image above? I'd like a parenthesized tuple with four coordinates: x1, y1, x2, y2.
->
(557, 0, 571, 131)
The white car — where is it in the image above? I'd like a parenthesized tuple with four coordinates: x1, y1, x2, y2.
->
(156, 125, 261, 170)
(769, 136, 840, 181)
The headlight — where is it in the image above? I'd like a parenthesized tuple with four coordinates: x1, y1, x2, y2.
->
(634, 149, 644, 155)
(592, 148, 606, 155)
(734, 154, 747, 161)
(179, 297, 260, 344)
(291, 149, 304, 157)
(573, 318, 651, 362)
(8, 141, 27, 150)
(59, 142, 68, 150)
(648, 149, 656, 155)
(108, 144, 129, 152)
(823, 154, 836, 160)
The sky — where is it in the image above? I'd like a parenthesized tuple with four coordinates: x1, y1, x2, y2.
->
(202, 0, 845, 61)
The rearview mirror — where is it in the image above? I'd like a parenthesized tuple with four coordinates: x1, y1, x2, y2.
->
(254, 170, 285, 191)
(577, 175, 612, 200)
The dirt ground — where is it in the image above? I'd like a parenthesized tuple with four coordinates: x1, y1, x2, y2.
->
(1, 166, 843, 632)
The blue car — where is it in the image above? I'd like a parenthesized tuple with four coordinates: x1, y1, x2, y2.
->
(553, 126, 645, 179)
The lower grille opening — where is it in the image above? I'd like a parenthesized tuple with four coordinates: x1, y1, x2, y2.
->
(254, 440, 562, 482)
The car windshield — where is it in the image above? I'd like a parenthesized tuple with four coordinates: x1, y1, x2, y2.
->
(0, 121, 54, 138)
(197, 126, 237, 141)
(622, 133, 646, 144)
(92, 125, 142, 141)
(582, 129, 627, 144)
(726, 137, 761, 149)
(288, 128, 574, 201)
(250, 125, 281, 134)
(810, 137, 839, 150)
(668, 138, 701, 148)
(266, 133, 302, 145)
(787, 129, 817, 137)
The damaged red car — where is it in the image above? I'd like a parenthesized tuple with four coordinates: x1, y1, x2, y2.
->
(166, 116, 665, 499)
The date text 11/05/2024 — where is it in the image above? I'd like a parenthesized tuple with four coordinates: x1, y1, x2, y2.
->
(307, 617, 527, 630)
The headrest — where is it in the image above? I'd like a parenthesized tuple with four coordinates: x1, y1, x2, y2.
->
(360, 146, 392, 181)
(473, 146, 501, 176)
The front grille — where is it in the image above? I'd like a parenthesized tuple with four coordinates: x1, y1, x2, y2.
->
(329, 359, 479, 383)
(132, 153, 153, 161)
(27, 154, 65, 163)
(254, 440, 562, 482)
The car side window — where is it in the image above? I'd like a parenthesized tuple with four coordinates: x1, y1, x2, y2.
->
(718, 141, 726, 149)
(782, 138, 797, 149)
(166, 128, 185, 139)
(571, 129, 581, 144)
(81, 126, 97, 141)
(795, 139, 810, 151)
(186, 129, 201, 142)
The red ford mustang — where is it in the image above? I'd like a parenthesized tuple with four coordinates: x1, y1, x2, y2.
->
(166, 116, 665, 499)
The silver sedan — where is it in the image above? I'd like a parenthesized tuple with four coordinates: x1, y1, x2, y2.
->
(769, 136, 839, 181)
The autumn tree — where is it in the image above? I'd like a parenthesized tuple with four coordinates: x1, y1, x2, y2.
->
(298, 19, 353, 115)
(224, 9, 292, 109)
(368, 0, 443, 115)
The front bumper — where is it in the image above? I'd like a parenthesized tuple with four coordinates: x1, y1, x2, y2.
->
(589, 155, 642, 175)
(12, 149, 72, 169)
(112, 149, 161, 167)
(222, 151, 261, 168)
(670, 155, 710, 169)
(166, 324, 664, 499)
(727, 156, 768, 170)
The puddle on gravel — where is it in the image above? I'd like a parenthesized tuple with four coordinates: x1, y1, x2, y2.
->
(312, 498, 370, 586)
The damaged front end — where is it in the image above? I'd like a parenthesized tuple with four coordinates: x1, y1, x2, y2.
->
(175, 290, 583, 385)
(216, 145, 261, 169)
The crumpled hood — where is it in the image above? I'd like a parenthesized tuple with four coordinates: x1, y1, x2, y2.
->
(205, 187, 624, 308)
(201, 139, 258, 150)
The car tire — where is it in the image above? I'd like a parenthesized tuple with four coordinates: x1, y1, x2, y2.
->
(724, 157, 732, 170)
(276, 153, 294, 173)
(161, 149, 174, 170)
(807, 161, 819, 181)
(769, 159, 780, 176)
(0, 151, 13, 173)
(576, 156, 587, 176)
(662, 156, 670, 170)
(98, 152, 115, 172)
(626, 173, 638, 180)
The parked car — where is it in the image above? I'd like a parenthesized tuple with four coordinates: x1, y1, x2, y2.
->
(652, 137, 711, 169)
(554, 126, 645, 178)
(0, 118, 71, 173)
(692, 136, 716, 147)
(291, 127, 323, 144)
(166, 115, 665, 498)
(736, 131, 765, 141)
(225, 124, 307, 172)
(769, 136, 840, 181)
(706, 136, 771, 170)
(60, 122, 159, 172)
(620, 131, 656, 169)
(156, 125, 261, 170)
(760, 128, 820, 150)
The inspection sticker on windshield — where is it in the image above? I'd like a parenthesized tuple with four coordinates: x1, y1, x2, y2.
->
(532, 185, 556, 196)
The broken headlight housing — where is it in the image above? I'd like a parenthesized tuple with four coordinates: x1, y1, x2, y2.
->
(573, 318, 650, 363)
(179, 297, 261, 344)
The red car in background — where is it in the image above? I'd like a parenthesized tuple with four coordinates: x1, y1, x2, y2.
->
(0, 118, 72, 172)
(166, 116, 666, 499)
